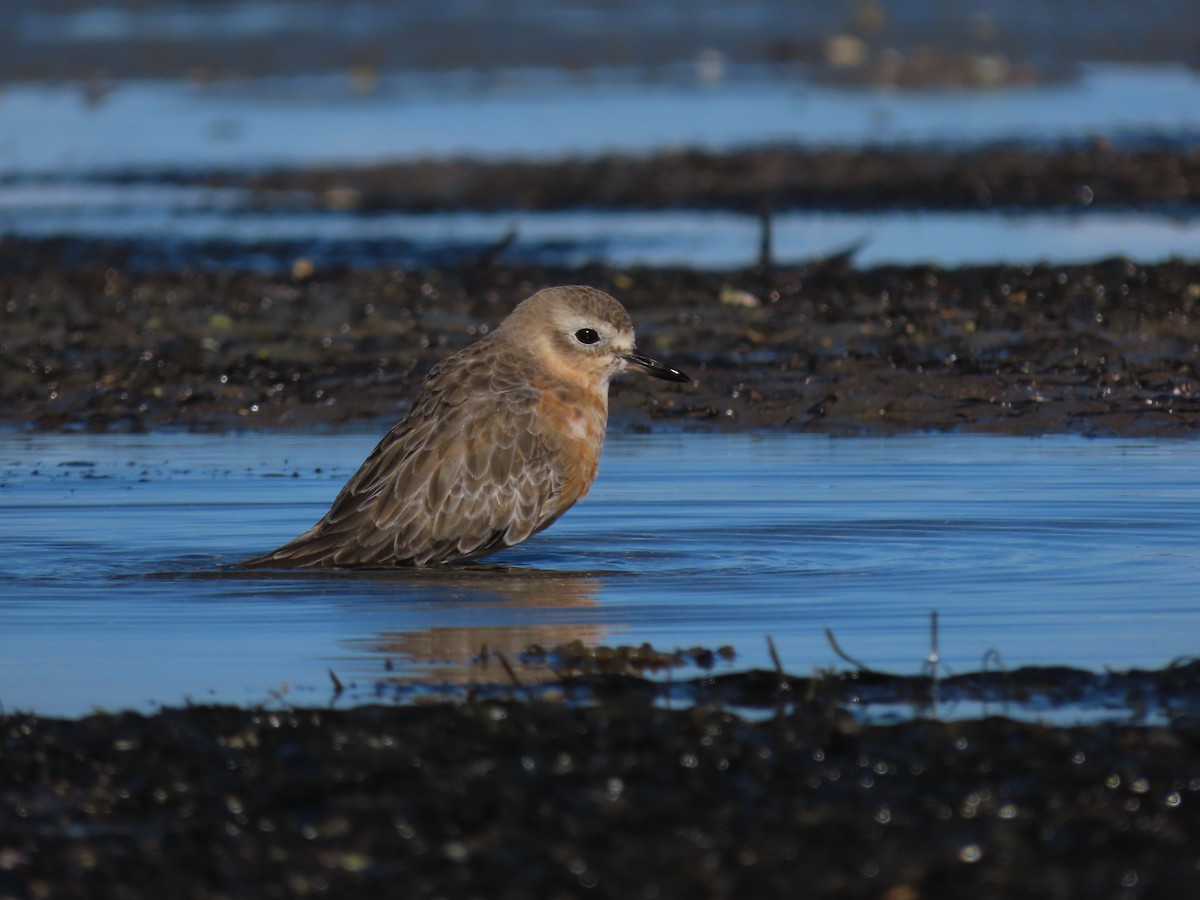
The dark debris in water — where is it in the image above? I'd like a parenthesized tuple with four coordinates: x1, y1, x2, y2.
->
(516, 640, 737, 676)
(4, 257, 1200, 437)
(373, 642, 1200, 724)
(702, 658, 1200, 721)
(5, 651, 1200, 898)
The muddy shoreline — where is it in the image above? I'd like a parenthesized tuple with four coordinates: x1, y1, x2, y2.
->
(231, 144, 1200, 214)
(4, 257, 1200, 437)
(5, 666, 1200, 899)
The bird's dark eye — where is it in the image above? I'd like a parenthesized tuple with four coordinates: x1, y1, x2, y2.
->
(574, 328, 600, 345)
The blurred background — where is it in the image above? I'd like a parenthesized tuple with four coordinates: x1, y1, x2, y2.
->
(2, 0, 1200, 269)
(2, 0, 1198, 84)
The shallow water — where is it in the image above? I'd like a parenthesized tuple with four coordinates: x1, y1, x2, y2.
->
(5, 62, 1198, 270)
(2, 64, 1199, 177)
(6, 189, 1200, 270)
(2, 430, 1198, 717)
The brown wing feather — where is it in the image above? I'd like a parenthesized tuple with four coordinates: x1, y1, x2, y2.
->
(241, 338, 566, 568)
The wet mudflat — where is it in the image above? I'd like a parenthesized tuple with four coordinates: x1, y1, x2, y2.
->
(236, 141, 1200, 213)
(5, 689, 1200, 899)
(5, 258, 1200, 436)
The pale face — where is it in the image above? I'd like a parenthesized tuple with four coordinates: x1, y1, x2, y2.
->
(554, 312, 638, 383)
(500, 285, 690, 390)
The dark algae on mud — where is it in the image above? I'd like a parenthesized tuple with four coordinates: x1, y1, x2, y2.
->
(4, 694, 1200, 899)
(5, 259, 1200, 437)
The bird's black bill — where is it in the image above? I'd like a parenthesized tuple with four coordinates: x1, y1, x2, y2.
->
(625, 353, 690, 382)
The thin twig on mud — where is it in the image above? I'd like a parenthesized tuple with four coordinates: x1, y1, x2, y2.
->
(766, 635, 785, 676)
(765, 635, 793, 717)
(923, 610, 940, 717)
(824, 627, 874, 673)
(981, 647, 1010, 715)
(496, 652, 534, 702)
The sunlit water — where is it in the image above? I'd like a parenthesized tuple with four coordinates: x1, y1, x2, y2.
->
(5, 193, 1200, 269)
(4, 63, 1199, 270)
(2, 65, 1199, 176)
(2, 430, 1198, 717)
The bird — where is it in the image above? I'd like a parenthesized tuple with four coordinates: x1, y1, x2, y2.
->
(240, 285, 689, 569)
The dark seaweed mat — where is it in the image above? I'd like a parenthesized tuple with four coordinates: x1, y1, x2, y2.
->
(3, 697, 1200, 900)
(580, 658, 1200, 721)
(370, 645, 1200, 723)
(4, 256, 1200, 436)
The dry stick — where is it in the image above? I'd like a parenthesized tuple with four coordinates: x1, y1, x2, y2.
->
(766, 635, 791, 717)
(981, 647, 1009, 714)
(496, 652, 535, 702)
(925, 610, 940, 718)
(805, 668, 822, 705)
(981, 648, 1005, 673)
(928, 610, 940, 669)
(471, 226, 518, 269)
(824, 627, 873, 673)
(758, 199, 774, 270)
(258, 685, 290, 712)
(326, 669, 346, 711)
(767, 635, 785, 676)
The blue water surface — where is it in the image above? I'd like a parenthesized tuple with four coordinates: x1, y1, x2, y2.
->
(2, 430, 1198, 716)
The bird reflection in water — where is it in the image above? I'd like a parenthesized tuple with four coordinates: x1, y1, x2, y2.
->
(345, 565, 608, 685)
